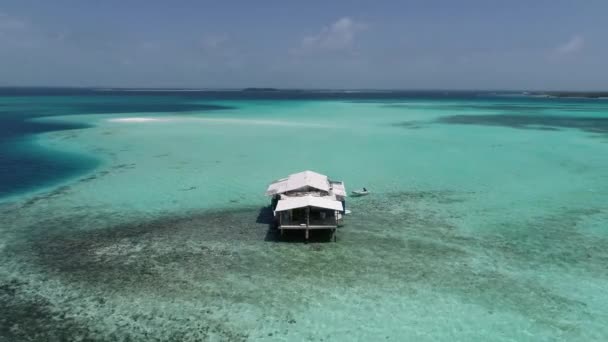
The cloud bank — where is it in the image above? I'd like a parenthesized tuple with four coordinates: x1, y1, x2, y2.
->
(0, 12, 27, 30)
(294, 17, 366, 54)
(555, 35, 584, 55)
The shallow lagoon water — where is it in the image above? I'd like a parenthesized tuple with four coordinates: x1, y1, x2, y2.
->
(1, 90, 607, 341)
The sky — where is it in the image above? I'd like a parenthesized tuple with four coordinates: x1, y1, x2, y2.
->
(0, 0, 607, 90)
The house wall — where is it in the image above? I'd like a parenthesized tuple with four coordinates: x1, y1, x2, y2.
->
(278, 208, 337, 227)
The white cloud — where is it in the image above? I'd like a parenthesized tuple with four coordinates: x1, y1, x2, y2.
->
(0, 12, 27, 30)
(555, 35, 584, 55)
(294, 17, 366, 53)
(201, 34, 228, 50)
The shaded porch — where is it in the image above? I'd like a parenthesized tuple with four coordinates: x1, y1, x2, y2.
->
(276, 205, 342, 242)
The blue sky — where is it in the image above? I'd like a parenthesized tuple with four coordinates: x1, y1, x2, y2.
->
(1, 0, 607, 90)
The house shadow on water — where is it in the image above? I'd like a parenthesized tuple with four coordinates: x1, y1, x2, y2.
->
(258, 206, 336, 243)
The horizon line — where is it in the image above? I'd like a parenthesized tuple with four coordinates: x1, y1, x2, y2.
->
(1, 86, 607, 93)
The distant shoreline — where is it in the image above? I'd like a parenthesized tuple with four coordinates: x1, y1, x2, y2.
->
(530, 91, 608, 99)
(241, 87, 280, 92)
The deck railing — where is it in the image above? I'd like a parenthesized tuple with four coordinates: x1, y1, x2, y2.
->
(279, 217, 337, 228)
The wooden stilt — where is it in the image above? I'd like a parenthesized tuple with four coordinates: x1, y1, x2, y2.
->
(306, 207, 310, 241)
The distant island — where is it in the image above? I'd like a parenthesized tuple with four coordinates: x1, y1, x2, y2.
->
(241, 87, 279, 92)
(531, 91, 608, 99)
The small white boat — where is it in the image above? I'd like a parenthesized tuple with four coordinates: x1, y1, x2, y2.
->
(351, 189, 369, 197)
(345, 209, 352, 215)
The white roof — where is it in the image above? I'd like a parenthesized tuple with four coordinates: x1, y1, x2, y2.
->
(266, 170, 330, 196)
(275, 195, 343, 212)
(330, 181, 347, 197)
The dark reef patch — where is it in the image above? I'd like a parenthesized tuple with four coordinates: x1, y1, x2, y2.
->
(18, 185, 73, 210)
(435, 114, 608, 134)
(0, 278, 97, 342)
(0, 275, 249, 342)
(445, 104, 608, 113)
(487, 208, 608, 274)
(5, 191, 605, 338)
(112, 163, 137, 170)
(390, 121, 427, 129)
(26, 207, 268, 290)
(380, 102, 608, 114)
(77, 170, 110, 183)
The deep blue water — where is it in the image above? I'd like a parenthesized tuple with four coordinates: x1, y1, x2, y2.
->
(1, 87, 605, 199)
(0, 116, 94, 199)
(0, 88, 235, 199)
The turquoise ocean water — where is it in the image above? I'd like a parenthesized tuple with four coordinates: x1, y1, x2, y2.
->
(1, 89, 607, 341)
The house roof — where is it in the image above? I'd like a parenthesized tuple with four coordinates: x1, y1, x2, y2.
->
(266, 170, 330, 196)
(330, 181, 347, 197)
(274, 195, 344, 212)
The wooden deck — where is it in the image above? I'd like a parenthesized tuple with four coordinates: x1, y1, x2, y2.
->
(279, 224, 337, 229)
